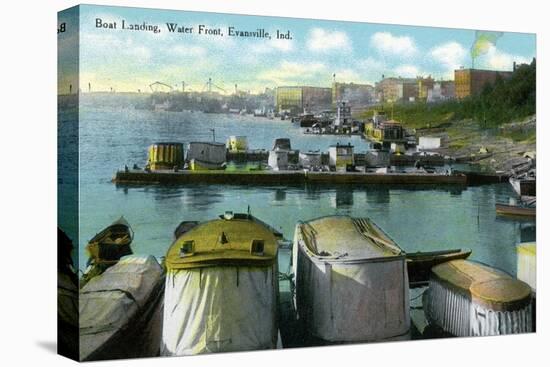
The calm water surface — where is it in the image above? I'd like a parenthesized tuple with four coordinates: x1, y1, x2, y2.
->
(65, 104, 535, 279)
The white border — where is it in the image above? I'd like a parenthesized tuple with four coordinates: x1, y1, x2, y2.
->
(1, 0, 546, 366)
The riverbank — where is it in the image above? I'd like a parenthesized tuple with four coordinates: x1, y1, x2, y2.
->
(414, 116, 536, 173)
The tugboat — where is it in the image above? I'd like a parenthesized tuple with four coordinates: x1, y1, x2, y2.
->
(364, 109, 406, 148)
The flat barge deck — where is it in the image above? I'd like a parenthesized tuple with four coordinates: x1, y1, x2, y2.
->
(114, 170, 468, 186)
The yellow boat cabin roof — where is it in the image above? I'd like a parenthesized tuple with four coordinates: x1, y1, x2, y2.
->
(431, 260, 532, 311)
(166, 213, 279, 270)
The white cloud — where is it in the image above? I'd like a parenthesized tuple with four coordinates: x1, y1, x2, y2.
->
(307, 28, 351, 52)
(430, 42, 467, 70)
(370, 32, 417, 57)
(258, 60, 327, 84)
(81, 33, 151, 61)
(250, 38, 294, 54)
(395, 64, 420, 77)
(333, 69, 360, 82)
(482, 45, 530, 70)
(173, 45, 207, 57)
(358, 57, 385, 71)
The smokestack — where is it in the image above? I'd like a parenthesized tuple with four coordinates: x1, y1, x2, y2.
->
(471, 30, 503, 69)
(513, 61, 517, 71)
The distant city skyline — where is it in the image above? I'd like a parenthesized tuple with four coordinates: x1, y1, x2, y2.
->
(59, 5, 536, 94)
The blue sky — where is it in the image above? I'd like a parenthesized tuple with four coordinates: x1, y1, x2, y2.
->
(60, 4, 536, 93)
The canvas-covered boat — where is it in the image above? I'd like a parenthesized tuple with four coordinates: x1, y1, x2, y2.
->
(292, 215, 410, 342)
(162, 212, 279, 356)
(79, 255, 165, 361)
(81, 217, 134, 287)
(424, 259, 533, 336)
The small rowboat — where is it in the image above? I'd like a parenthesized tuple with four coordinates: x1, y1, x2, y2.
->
(496, 203, 535, 217)
(81, 217, 134, 287)
(406, 248, 472, 286)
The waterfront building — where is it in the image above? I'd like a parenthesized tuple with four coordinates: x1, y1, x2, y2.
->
(331, 82, 375, 111)
(375, 76, 434, 103)
(427, 81, 455, 102)
(275, 86, 332, 114)
(418, 77, 435, 100)
(454, 68, 513, 99)
(418, 136, 441, 150)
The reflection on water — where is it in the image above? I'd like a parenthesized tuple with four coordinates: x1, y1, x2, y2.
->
(70, 105, 535, 280)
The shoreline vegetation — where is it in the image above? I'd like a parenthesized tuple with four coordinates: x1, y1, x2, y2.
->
(359, 60, 536, 172)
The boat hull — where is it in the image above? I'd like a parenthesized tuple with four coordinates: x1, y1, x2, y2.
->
(189, 159, 226, 171)
(496, 203, 536, 217)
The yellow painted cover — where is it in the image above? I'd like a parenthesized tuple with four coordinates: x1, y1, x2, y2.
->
(166, 216, 278, 270)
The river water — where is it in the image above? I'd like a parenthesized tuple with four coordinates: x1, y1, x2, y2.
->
(62, 102, 535, 279)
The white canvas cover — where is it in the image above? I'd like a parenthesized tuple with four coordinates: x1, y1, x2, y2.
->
(424, 260, 533, 336)
(79, 255, 164, 361)
(424, 279, 532, 336)
(364, 150, 390, 167)
(161, 265, 278, 356)
(187, 142, 226, 165)
(292, 217, 410, 342)
(299, 152, 322, 169)
(268, 150, 289, 171)
(418, 136, 441, 150)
